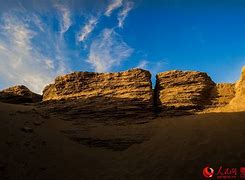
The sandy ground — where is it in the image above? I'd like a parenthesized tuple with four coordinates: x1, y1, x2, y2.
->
(0, 102, 245, 180)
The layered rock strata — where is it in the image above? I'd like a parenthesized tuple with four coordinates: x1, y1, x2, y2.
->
(229, 66, 245, 109)
(0, 85, 42, 104)
(155, 70, 215, 110)
(2, 66, 245, 114)
(42, 69, 153, 114)
(210, 83, 235, 107)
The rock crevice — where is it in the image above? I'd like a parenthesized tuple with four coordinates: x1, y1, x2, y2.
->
(1, 67, 245, 114)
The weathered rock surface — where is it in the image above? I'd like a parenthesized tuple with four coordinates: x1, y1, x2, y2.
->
(234, 66, 245, 97)
(0, 85, 42, 104)
(155, 70, 215, 111)
(211, 83, 235, 107)
(2, 67, 244, 115)
(42, 69, 153, 114)
(229, 66, 245, 109)
(210, 83, 235, 107)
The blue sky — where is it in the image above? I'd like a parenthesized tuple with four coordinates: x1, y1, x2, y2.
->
(0, 0, 245, 93)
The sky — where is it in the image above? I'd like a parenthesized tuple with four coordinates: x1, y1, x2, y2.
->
(0, 0, 245, 93)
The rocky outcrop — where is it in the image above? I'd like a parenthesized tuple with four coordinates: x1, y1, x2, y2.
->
(155, 70, 215, 111)
(229, 66, 245, 109)
(234, 66, 245, 97)
(42, 69, 153, 112)
(2, 67, 244, 115)
(0, 85, 42, 104)
(210, 83, 235, 107)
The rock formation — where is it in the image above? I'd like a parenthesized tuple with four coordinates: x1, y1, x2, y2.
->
(0, 85, 42, 104)
(210, 83, 235, 107)
(42, 69, 153, 112)
(1, 66, 245, 114)
(229, 66, 245, 110)
(155, 70, 215, 111)
(234, 66, 245, 97)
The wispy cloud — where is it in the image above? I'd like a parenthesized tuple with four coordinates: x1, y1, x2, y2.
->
(78, 16, 98, 42)
(105, 0, 123, 17)
(31, 15, 46, 32)
(54, 3, 72, 34)
(88, 28, 133, 72)
(137, 59, 167, 74)
(118, 1, 134, 28)
(0, 11, 69, 93)
(137, 60, 149, 69)
(0, 0, 136, 93)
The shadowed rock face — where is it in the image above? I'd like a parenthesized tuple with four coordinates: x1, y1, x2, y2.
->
(43, 68, 153, 110)
(155, 70, 215, 110)
(0, 85, 42, 104)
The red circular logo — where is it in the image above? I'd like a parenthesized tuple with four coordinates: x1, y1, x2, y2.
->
(203, 167, 214, 178)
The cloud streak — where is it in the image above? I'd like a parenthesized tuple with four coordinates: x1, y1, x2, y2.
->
(137, 59, 167, 75)
(105, 0, 123, 17)
(77, 0, 133, 42)
(88, 28, 133, 72)
(54, 3, 72, 34)
(0, 10, 69, 93)
(78, 16, 98, 42)
(137, 60, 149, 69)
(0, 1, 136, 93)
(118, 1, 134, 28)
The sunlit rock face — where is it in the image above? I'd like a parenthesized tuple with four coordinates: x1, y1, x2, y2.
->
(0, 85, 42, 104)
(42, 68, 153, 111)
(155, 70, 215, 111)
(210, 83, 235, 107)
(229, 66, 245, 110)
(235, 66, 245, 97)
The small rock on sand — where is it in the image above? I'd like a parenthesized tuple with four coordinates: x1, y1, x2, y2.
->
(21, 127, 33, 133)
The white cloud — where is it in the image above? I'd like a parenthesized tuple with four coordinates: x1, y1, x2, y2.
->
(0, 11, 69, 93)
(136, 59, 167, 75)
(44, 59, 55, 70)
(78, 16, 98, 42)
(0, 44, 6, 50)
(77, 0, 133, 42)
(137, 60, 149, 69)
(118, 1, 134, 28)
(105, 0, 123, 17)
(32, 15, 46, 32)
(54, 3, 72, 34)
(2, 16, 35, 51)
(0, 0, 136, 93)
(88, 28, 133, 72)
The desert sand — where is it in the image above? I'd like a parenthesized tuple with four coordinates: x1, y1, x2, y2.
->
(1, 67, 245, 179)
(0, 101, 245, 180)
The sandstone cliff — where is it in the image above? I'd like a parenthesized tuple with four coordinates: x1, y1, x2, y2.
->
(0, 85, 42, 104)
(229, 66, 245, 110)
(2, 67, 245, 115)
(210, 83, 235, 107)
(155, 70, 215, 111)
(42, 69, 153, 113)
